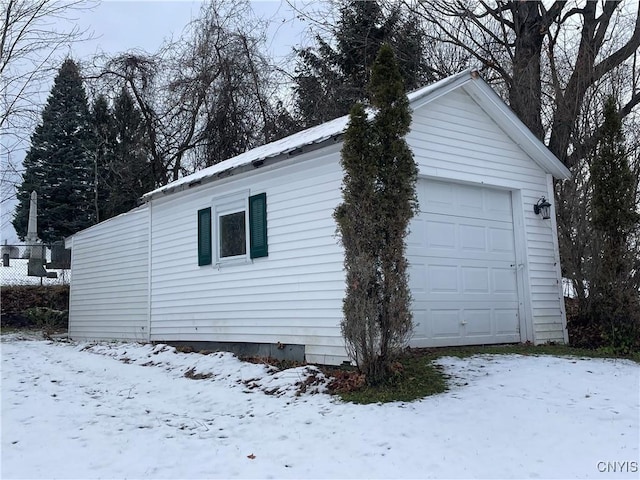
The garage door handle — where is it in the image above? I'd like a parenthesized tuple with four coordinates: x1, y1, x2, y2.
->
(510, 264, 524, 270)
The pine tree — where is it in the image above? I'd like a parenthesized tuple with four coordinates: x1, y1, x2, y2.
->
(105, 88, 153, 219)
(335, 44, 418, 385)
(90, 94, 115, 223)
(294, 1, 431, 129)
(89, 89, 154, 221)
(587, 96, 640, 353)
(13, 59, 95, 243)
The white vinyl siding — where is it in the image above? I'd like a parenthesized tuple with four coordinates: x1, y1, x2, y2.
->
(407, 89, 566, 344)
(67, 207, 150, 342)
(65, 78, 567, 364)
(148, 147, 347, 365)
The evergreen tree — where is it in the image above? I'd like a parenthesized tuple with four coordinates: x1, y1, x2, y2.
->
(104, 88, 153, 219)
(294, 1, 431, 129)
(90, 94, 115, 223)
(13, 58, 95, 243)
(335, 44, 418, 385)
(587, 96, 640, 353)
(89, 89, 153, 221)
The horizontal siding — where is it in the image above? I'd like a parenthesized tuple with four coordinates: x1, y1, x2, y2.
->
(65, 83, 568, 362)
(149, 148, 348, 364)
(68, 207, 149, 342)
(408, 89, 565, 343)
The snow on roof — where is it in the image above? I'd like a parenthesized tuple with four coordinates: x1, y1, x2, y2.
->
(142, 70, 472, 201)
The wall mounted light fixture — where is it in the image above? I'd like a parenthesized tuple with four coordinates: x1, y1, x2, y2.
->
(534, 197, 551, 219)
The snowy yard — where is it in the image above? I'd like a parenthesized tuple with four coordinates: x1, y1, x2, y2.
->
(1, 335, 638, 479)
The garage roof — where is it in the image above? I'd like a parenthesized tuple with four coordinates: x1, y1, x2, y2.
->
(142, 69, 570, 202)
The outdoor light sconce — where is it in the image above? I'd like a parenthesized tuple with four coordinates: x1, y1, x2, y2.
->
(534, 197, 552, 219)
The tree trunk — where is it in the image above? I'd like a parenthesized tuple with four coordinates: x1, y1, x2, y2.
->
(508, 2, 544, 140)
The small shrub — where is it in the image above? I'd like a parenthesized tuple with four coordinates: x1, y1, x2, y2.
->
(24, 307, 68, 334)
(601, 321, 639, 355)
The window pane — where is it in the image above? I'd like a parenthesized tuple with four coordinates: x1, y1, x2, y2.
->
(220, 211, 246, 258)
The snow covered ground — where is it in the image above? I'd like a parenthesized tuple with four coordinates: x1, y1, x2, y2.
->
(1, 334, 638, 479)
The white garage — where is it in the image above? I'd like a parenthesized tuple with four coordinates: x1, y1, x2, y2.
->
(408, 179, 520, 346)
(66, 69, 571, 365)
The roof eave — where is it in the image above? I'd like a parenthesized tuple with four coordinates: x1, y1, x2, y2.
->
(141, 133, 344, 203)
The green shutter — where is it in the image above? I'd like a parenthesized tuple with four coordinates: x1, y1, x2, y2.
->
(197, 207, 212, 266)
(249, 193, 268, 258)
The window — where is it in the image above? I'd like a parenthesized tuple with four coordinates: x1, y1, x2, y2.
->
(219, 210, 246, 258)
(199, 192, 267, 266)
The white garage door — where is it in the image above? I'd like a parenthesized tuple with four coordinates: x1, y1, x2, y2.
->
(408, 179, 521, 346)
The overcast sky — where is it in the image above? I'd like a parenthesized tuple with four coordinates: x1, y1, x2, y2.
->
(71, 1, 308, 61)
(1, 0, 310, 244)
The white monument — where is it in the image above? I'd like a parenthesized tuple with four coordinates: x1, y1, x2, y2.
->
(24, 191, 56, 278)
(23, 191, 42, 259)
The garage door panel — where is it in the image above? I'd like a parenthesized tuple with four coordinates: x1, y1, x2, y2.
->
(457, 184, 485, 210)
(409, 261, 518, 299)
(418, 180, 512, 223)
(408, 218, 514, 258)
(421, 180, 456, 211)
(462, 309, 492, 336)
(489, 227, 516, 254)
(407, 218, 426, 246)
(412, 306, 520, 342)
(430, 310, 461, 338)
(495, 309, 520, 334)
(424, 214, 511, 230)
(409, 259, 517, 300)
(408, 179, 520, 347)
(460, 224, 487, 251)
(461, 267, 490, 293)
(415, 217, 513, 253)
(408, 262, 427, 293)
(493, 269, 518, 294)
(486, 189, 513, 217)
(428, 265, 458, 293)
(420, 293, 517, 303)
(425, 221, 456, 249)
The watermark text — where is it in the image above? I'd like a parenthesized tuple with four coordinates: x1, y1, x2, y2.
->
(597, 461, 638, 474)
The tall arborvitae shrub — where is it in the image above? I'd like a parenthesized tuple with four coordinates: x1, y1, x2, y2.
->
(587, 96, 640, 353)
(335, 44, 418, 385)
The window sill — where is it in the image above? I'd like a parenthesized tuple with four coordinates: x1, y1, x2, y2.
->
(214, 257, 252, 269)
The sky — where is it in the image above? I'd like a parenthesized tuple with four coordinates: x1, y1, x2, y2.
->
(1, 0, 310, 244)
(72, 1, 309, 62)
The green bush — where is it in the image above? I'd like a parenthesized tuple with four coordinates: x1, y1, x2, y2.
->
(24, 307, 68, 332)
(567, 300, 639, 355)
(1, 285, 69, 330)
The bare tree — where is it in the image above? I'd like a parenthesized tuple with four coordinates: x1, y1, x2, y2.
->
(403, 0, 640, 167)
(89, 0, 293, 188)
